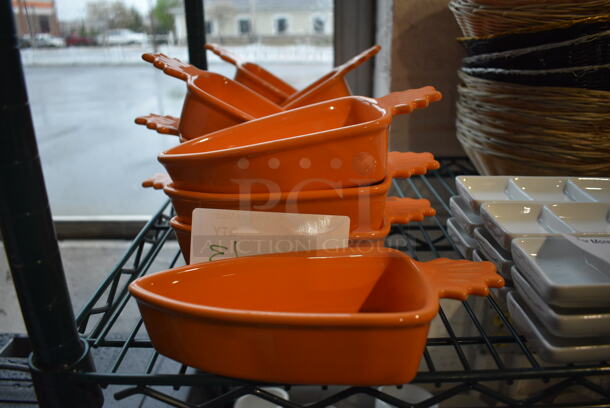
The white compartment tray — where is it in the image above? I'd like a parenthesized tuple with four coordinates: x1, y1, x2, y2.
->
(456, 176, 610, 212)
(473, 227, 513, 282)
(507, 292, 610, 363)
(449, 195, 483, 235)
(511, 235, 610, 309)
(446, 217, 477, 260)
(473, 250, 512, 307)
(512, 266, 610, 338)
(480, 202, 610, 250)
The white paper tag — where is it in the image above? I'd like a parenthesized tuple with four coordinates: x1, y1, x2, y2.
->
(562, 234, 610, 264)
(189, 209, 350, 264)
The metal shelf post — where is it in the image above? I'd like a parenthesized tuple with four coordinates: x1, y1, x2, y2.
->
(183, 0, 207, 69)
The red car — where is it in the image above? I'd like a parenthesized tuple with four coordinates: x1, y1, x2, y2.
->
(65, 33, 96, 46)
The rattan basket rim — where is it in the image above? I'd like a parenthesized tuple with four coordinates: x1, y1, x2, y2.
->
(463, 29, 610, 65)
(457, 14, 610, 41)
(458, 71, 610, 98)
(462, 63, 610, 76)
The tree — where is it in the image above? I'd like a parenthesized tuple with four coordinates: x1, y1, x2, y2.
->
(151, 0, 180, 34)
(86, 1, 145, 33)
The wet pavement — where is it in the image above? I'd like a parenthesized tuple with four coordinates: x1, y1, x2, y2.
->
(23, 62, 331, 216)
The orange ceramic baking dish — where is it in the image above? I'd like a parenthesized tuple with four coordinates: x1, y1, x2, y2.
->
(136, 53, 283, 140)
(129, 247, 503, 385)
(280, 44, 381, 109)
(158, 88, 442, 193)
(145, 151, 439, 230)
(205, 43, 297, 105)
(206, 43, 381, 108)
(169, 196, 435, 262)
(136, 45, 383, 140)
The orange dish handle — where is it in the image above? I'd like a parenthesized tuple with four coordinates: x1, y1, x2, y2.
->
(142, 53, 202, 82)
(375, 87, 442, 117)
(384, 196, 436, 224)
(417, 258, 505, 301)
(334, 44, 381, 78)
(135, 114, 180, 136)
(387, 151, 440, 179)
(204, 43, 240, 66)
(142, 173, 171, 190)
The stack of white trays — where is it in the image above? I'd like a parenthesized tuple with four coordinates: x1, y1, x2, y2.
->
(450, 175, 610, 363)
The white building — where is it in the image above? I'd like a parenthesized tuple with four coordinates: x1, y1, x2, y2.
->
(172, 0, 332, 45)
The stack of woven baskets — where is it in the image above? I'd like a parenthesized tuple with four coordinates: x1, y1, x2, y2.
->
(449, 1, 610, 175)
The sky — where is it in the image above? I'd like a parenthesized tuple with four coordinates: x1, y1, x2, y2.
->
(55, 0, 152, 21)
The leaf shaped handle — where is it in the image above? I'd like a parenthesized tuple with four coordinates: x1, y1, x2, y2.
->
(384, 196, 436, 225)
(204, 43, 240, 66)
(134, 114, 180, 136)
(142, 173, 171, 190)
(142, 53, 202, 82)
(375, 86, 442, 117)
(417, 258, 504, 300)
(387, 151, 440, 179)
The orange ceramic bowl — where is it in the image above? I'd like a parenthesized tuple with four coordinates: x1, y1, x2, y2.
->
(281, 44, 381, 109)
(169, 196, 435, 262)
(205, 43, 297, 105)
(129, 247, 503, 385)
(170, 216, 385, 263)
(158, 88, 442, 194)
(140, 53, 283, 140)
(206, 43, 381, 108)
(150, 151, 438, 230)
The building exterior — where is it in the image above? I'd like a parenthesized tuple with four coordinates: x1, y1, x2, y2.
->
(171, 0, 332, 46)
(12, 0, 60, 37)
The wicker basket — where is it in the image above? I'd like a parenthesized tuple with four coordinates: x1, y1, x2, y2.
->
(449, 0, 610, 37)
(458, 15, 610, 56)
(456, 73, 610, 176)
(462, 30, 610, 70)
(461, 64, 610, 91)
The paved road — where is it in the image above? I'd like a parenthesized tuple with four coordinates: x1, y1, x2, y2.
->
(23, 62, 331, 216)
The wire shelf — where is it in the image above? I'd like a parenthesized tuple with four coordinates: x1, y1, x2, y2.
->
(67, 158, 610, 408)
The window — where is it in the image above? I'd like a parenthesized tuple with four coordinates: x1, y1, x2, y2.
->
(274, 17, 288, 34)
(312, 16, 325, 34)
(39, 15, 50, 33)
(238, 18, 251, 35)
(16, 0, 334, 219)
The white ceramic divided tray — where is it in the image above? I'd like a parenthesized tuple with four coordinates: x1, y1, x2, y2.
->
(473, 227, 513, 281)
(507, 292, 610, 363)
(446, 217, 477, 260)
(480, 202, 610, 250)
(449, 195, 483, 234)
(456, 176, 610, 212)
(473, 250, 512, 307)
(511, 235, 610, 309)
(511, 266, 610, 338)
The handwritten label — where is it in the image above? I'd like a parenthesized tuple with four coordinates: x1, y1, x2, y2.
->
(562, 234, 610, 264)
(189, 209, 350, 264)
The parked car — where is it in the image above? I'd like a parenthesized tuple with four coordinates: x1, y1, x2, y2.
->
(65, 33, 96, 46)
(25, 33, 65, 48)
(97, 29, 148, 46)
(150, 33, 170, 45)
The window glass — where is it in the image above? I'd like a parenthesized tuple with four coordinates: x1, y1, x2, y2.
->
(313, 16, 324, 34)
(17, 0, 333, 217)
(238, 18, 251, 35)
(275, 17, 288, 34)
